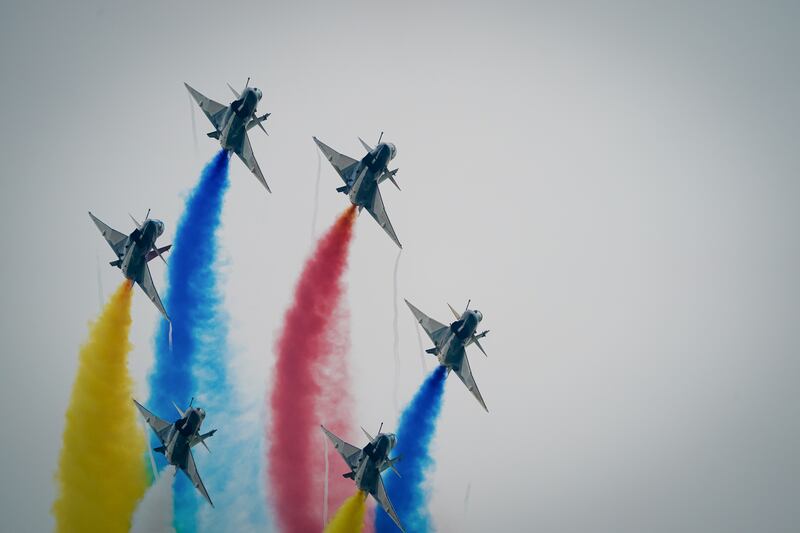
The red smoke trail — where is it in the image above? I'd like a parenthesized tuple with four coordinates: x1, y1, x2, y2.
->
(268, 205, 358, 533)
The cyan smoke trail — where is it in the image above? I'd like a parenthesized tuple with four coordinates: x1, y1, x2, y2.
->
(375, 366, 448, 533)
(197, 377, 268, 532)
(148, 150, 230, 532)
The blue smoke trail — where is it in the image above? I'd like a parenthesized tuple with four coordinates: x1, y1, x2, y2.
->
(376, 365, 448, 533)
(148, 150, 230, 532)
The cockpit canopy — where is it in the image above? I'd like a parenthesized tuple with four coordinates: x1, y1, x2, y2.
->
(474, 310, 483, 322)
(386, 142, 397, 160)
(151, 219, 165, 236)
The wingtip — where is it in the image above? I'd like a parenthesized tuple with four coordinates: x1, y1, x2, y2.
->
(476, 394, 489, 412)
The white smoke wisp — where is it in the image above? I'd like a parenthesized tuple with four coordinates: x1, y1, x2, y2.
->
(95, 253, 104, 312)
(415, 317, 428, 375)
(311, 148, 322, 240)
(189, 90, 199, 154)
(131, 469, 175, 533)
(392, 249, 402, 415)
(323, 431, 329, 527)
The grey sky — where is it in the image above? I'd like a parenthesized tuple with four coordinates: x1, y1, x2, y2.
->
(1, 1, 799, 532)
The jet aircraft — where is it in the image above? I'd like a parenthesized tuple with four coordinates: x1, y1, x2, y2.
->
(313, 133, 402, 248)
(89, 210, 171, 320)
(406, 299, 490, 411)
(321, 423, 405, 532)
(134, 398, 217, 507)
(185, 78, 271, 192)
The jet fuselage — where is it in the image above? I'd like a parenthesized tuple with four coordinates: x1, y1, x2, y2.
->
(163, 407, 206, 468)
(348, 142, 396, 207)
(218, 87, 262, 152)
(439, 310, 483, 367)
(120, 219, 165, 282)
(352, 433, 397, 493)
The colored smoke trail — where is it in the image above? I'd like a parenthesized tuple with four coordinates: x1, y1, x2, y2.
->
(376, 366, 448, 533)
(146, 149, 268, 532)
(319, 297, 356, 514)
(325, 492, 367, 533)
(149, 150, 229, 531)
(52, 281, 148, 533)
(132, 470, 175, 533)
(148, 150, 268, 532)
(268, 205, 357, 533)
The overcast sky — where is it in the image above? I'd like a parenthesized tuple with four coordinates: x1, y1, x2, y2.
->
(1, 1, 799, 532)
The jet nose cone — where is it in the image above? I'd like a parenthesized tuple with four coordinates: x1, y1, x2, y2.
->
(474, 310, 483, 322)
(387, 143, 397, 160)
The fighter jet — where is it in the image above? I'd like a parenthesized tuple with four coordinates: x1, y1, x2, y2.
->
(134, 398, 217, 507)
(406, 300, 490, 411)
(185, 78, 271, 192)
(313, 133, 402, 248)
(321, 423, 405, 532)
(89, 211, 171, 320)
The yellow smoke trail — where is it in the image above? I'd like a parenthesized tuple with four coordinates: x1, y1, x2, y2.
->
(52, 281, 149, 533)
(324, 491, 367, 533)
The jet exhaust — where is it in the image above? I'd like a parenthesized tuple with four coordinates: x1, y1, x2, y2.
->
(148, 150, 230, 532)
(375, 366, 448, 532)
(52, 281, 149, 533)
(268, 205, 358, 533)
(325, 491, 368, 533)
(144, 151, 266, 531)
